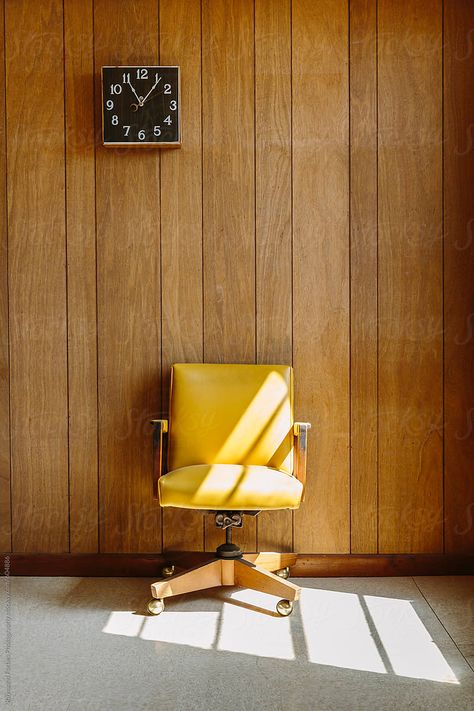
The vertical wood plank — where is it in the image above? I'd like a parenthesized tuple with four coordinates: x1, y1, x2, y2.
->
(0, 1, 11, 552)
(350, 0, 378, 553)
(202, 0, 256, 552)
(64, 0, 98, 553)
(6, 0, 69, 552)
(293, 0, 350, 553)
(160, 0, 204, 552)
(255, 0, 293, 552)
(444, 0, 474, 554)
(94, 0, 162, 552)
(378, 0, 443, 553)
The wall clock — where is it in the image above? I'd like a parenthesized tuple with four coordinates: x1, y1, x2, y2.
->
(101, 66, 180, 146)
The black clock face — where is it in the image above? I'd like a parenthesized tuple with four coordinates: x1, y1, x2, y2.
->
(101, 66, 180, 146)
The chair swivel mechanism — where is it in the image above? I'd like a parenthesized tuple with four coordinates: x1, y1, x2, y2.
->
(148, 363, 311, 617)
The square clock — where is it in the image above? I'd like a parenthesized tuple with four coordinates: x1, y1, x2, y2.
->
(101, 65, 180, 146)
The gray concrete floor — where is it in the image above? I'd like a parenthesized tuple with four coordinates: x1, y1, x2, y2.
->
(1, 575, 473, 710)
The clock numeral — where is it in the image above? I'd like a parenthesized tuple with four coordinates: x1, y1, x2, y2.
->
(123, 125, 131, 137)
(169, 100, 177, 111)
(122, 72, 130, 83)
(154, 126, 161, 137)
(106, 100, 114, 110)
(110, 84, 122, 95)
(155, 73, 161, 83)
(163, 115, 172, 125)
(164, 83, 172, 94)
(111, 115, 119, 126)
(137, 68, 148, 79)
(138, 129, 146, 141)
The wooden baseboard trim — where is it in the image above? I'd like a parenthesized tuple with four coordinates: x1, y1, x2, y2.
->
(1, 553, 473, 577)
(2, 553, 169, 577)
(292, 554, 474, 577)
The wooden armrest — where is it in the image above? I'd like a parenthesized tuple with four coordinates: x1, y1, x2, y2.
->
(151, 419, 168, 499)
(293, 422, 311, 499)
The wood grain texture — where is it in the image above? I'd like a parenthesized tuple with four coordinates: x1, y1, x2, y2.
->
(350, 0, 378, 553)
(64, 0, 98, 553)
(378, 0, 443, 553)
(94, 0, 161, 552)
(444, 0, 474, 554)
(233, 559, 300, 600)
(202, 0, 256, 552)
(243, 551, 297, 570)
(6, 0, 69, 552)
(292, 0, 350, 553)
(151, 559, 222, 599)
(255, 0, 293, 553)
(202, 0, 255, 366)
(291, 553, 474, 577)
(160, 0, 204, 552)
(0, 2, 10, 552)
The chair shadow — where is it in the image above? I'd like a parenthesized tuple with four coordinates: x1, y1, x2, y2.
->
(26, 576, 280, 618)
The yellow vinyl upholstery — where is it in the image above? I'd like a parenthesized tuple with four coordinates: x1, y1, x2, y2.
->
(159, 464, 303, 510)
(159, 364, 301, 511)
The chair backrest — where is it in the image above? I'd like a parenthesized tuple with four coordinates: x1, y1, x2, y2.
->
(167, 363, 294, 474)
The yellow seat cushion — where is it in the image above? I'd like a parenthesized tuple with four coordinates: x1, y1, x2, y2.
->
(159, 463, 303, 511)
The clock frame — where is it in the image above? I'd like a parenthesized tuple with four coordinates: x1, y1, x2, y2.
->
(101, 65, 181, 147)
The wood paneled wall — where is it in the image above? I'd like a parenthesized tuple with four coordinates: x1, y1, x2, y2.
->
(1, 0, 473, 556)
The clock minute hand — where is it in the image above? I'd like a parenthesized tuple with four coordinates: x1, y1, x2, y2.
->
(141, 77, 162, 106)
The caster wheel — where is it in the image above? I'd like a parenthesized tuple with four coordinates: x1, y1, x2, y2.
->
(276, 599, 293, 617)
(161, 565, 175, 578)
(275, 566, 290, 580)
(147, 598, 165, 616)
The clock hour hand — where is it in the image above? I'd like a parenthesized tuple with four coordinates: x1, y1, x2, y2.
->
(127, 78, 142, 106)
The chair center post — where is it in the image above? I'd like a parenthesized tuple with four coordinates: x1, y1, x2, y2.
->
(215, 512, 243, 559)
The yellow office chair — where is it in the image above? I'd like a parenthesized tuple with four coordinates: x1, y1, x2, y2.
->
(148, 363, 310, 617)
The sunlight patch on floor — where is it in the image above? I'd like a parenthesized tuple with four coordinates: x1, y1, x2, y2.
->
(141, 611, 220, 649)
(103, 611, 145, 638)
(364, 595, 459, 684)
(299, 588, 386, 673)
(101, 586, 459, 684)
(217, 590, 294, 659)
(103, 610, 220, 649)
